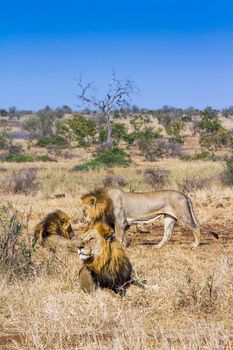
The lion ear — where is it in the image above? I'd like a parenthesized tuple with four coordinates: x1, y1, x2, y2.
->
(89, 196, 97, 207)
(95, 222, 113, 239)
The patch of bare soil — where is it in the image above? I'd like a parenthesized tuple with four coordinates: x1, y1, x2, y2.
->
(127, 222, 232, 247)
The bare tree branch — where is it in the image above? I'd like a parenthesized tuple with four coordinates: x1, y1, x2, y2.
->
(75, 72, 139, 147)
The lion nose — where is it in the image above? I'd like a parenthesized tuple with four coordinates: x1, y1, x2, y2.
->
(77, 243, 84, 250)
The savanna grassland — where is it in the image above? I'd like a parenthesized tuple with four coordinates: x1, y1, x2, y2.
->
(0, 155, 233, 350)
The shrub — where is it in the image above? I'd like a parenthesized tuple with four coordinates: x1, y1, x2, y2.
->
(175, 268, 215, 311)
(73, 147, 131, 171)
(140, 138, 183, 161)
(0, 203, 34, 275)
(144, 168, 170, 189)
(179, 175, 211, 193)
(165, 120, 185, 144)
(223, 153, 233, 184)
(198, 111, 223, 133)
(193, 151, 212, 160)
(0, 130, 11, 150)
(3, 153, 56, 163)
(3, 168, 38, 194)
(37, 135, 68, 148)
(197, 111, 230, 150)
(101, 175, 127, 187)
(130, 115, 150, 131)
(63, 113, 97, 147)
(181, 152, 220, 162)
(22, 106, 57, 137)
(9, 143, 24, 155)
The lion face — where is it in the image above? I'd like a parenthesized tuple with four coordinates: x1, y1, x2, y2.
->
(77, 223, 113, 262)
(81, 191, 113, 226)
(81, 196, 99, 224)
(57, 211, 74, 239)
(77, 229, 100, 261)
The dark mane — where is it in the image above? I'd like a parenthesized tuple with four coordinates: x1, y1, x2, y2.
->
(81, 188, 107, 201)
(81, 188, 114, 228)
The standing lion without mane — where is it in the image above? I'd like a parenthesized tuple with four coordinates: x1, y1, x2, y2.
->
(81, 188, 219, 248)
(77, 222, 134, 295)
(33, 210, 76, 252)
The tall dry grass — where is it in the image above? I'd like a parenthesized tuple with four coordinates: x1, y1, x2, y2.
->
(0, 158, 233, 349)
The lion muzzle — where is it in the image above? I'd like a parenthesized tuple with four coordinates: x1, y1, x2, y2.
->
(77, 247, 92, 261)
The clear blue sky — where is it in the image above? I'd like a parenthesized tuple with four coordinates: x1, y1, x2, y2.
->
(1, 0, 233, 110)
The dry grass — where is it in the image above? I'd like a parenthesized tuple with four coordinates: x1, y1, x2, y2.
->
(0, 158, 233, 349)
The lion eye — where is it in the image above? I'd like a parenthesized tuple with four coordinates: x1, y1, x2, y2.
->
(89, 237, 95, 242)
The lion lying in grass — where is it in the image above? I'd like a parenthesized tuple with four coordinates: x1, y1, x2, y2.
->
(33, 210, 76, 252)
(81, 188, 218, 248)
(77, 222, 144, 295)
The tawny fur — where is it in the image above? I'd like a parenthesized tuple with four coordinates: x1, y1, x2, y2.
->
(77, 222, 132, 295)
(33, 210, 75, 251)
(81, 188, 218, 248)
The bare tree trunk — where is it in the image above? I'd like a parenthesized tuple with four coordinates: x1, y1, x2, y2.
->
(106, 113, 113, 147)
(97, 114, 102, 144)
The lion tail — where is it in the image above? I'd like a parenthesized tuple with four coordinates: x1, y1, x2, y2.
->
(187, 197, 219, 239)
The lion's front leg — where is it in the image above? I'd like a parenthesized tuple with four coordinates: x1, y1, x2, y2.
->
(115, 221, 126, 246)
(114, 205, 127, 246)
(79, 266, 97, 293)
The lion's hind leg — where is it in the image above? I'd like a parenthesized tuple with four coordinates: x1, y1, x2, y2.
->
(192, 228, 201, 248)
(156, 215, 177, 249)
(177, 212, 201, 247)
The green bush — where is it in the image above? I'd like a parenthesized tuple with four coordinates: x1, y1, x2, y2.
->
(0, 203, 34, 275)
(73, 147, 131, 171)
(66, 113, 97, 147)
(193, 151, 212, 160)
(37, 135, 68, 148)
(0, 130, 11, 150)
(224, 153, 233, 184)
(165, 120, 185, 144)
(3, 153, 56, 163)
(181, 151, 220, 161)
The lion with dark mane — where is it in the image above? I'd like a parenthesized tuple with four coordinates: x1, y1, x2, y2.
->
(77, 222, 133, 295)
(81, 188, 218, 248)
(34, 210, 76, 251)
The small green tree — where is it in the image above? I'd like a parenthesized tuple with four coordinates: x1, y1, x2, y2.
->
(130, 115, 150, 131)
(166, 120, 185, 144)
(0, 130, 11, 150)
(59, 113, 97, 147)
(36, 106, 56, 136)
(198, 109, 228, 150)
(22, 117, 41, 136)
(22, 106, 57, 137)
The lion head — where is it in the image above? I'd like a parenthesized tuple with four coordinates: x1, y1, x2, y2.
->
(34, 210, 74, 246)
(77, 222, 132, 295)
(81, 189, 114, 227)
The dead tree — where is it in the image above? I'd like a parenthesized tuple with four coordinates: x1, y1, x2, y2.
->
(75, 71, 138, 147)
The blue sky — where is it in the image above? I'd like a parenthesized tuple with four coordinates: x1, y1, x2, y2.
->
(1, 0, 233, 110)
